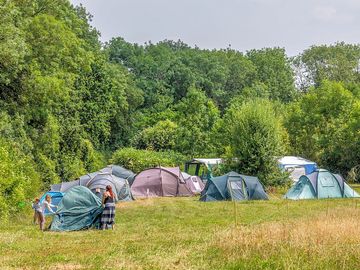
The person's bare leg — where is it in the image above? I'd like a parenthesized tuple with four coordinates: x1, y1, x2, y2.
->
(33, 212, 37, 225)
(39, 214, 45, 231)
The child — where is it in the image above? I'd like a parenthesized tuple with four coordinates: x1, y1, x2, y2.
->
(31, 198, 41, 225)
(39, 195, 57, 231)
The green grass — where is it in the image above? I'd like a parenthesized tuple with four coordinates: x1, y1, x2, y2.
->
(1, 193, 360, 269)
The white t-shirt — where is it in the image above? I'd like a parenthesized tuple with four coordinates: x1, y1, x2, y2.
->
(40, 201, 56, 214)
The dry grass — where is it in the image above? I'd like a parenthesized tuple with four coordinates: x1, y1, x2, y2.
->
(213, 207, 360, 269)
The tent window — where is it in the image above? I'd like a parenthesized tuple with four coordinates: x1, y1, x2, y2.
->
(230, 181, 242, 190)
(320, 176, 335, 187)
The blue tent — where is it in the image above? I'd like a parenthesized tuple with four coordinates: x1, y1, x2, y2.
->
(200, 172, 268, 201)
(285, 169, 360, 200)
(39, 191, 64, 215)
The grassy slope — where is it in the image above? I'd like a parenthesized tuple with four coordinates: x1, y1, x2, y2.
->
(1, 191, 360, 270)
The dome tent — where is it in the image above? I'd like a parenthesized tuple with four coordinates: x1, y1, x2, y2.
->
(110, 165, 136, 186)
(285, 169, 360, 200)
(182, 172, 205, 194)
(131, 167, 193, 198)
(50, 166, 132, 202)
(50, 186, 103, 231)
(200, 172, 268, 201)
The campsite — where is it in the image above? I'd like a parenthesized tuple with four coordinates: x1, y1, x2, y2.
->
(2, 0, 360, 269)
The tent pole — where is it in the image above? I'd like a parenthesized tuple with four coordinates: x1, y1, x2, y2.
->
(233, 199, 238, 227)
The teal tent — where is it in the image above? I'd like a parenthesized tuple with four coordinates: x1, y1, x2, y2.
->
(50, 186, 103, 231)
(285, 169, 360, 200)
(200, 171, 268, 201)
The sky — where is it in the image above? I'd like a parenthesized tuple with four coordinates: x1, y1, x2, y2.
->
(70, 0, 360, 56)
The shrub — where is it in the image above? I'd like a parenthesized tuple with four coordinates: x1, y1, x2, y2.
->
(111, 147, 187, 173)
(0, 138, 41, 221)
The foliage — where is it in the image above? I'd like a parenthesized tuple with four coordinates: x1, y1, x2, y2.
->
(222, 99, 289, 186)
(0, 138, 40, 220)
(111, 148, 187, 173)
(285, 81, 360, 178)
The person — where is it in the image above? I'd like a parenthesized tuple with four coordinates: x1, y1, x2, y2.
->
(31, 198, 41, 225)
(100, 185, 116, 230)
(39, 194, 57, 231)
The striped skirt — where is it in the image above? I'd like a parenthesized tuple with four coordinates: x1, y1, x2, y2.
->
(101, 203, 116, 225)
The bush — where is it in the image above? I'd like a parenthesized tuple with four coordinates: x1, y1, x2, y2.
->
(111, 147, 187, 173)
(222, 99, 289, 186)
(0, 138, 41, 221)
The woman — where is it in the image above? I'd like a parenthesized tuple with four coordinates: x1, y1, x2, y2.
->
(39, 195, 57, 231)
(101, 185, 116, 230)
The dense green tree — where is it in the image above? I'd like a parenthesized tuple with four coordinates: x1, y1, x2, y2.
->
(222, 99, 289, 186)
(246, 48, 297, 102)
(294, 43, 360, 91)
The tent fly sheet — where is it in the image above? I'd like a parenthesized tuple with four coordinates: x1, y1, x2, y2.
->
(50, 166, 133, 202)
(131, 167, 193, 198)
(285, 169, 360, 200)
(200, 171, 268, 202)
(50, 186, 103, 231)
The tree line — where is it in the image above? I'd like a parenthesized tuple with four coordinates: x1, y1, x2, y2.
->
(1, 0, 360, 219)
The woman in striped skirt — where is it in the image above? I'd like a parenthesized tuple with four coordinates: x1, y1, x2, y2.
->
(101, 185, 116, 230)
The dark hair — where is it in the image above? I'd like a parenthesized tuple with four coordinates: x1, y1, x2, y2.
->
(106, 185, 115, 198)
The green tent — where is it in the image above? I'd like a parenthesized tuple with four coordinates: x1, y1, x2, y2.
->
(50, 186, 103, 231)
(200, 171, 268, 201)
(285, 169, 360, 200)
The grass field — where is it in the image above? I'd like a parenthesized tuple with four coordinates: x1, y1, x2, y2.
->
(1, 189, 360, 270)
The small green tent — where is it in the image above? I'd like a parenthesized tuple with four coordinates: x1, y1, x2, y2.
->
(50, 186, 103, 231)
(200, 171, 268, 201)
(285, 169, 360, 200)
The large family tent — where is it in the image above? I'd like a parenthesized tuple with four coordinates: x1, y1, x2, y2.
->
(131, 167, 193, 198)
(285, 169, 360, 200)
(110, 165, 136, 185)
(200, 172, 268, 202)
(50, 186, 103, 231)
(278, 156, 317, 181)
(85, 167, 132, 201)
(182, 172, 205, 194)
(39, 191, 64, 215)
(50, 167, 132, 202)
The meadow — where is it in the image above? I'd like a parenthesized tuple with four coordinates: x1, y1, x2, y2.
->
(1, 189, 360, 270)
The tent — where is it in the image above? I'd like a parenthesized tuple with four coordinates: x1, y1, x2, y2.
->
(131, 167, 193, 198)
(110, 165, 136, 186)
(200, 171, 268, 202)
(182, 172, 205, 194)
(50, 167, 132, 202)
(39, 191, 64, 215)
(278, 156, 317, 181)
(184, 158, 223, 181)
(50, 186, 103, 231)
(284, 169, 360, 200)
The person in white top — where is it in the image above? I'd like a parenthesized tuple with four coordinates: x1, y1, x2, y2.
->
(39, 194, 57, 231)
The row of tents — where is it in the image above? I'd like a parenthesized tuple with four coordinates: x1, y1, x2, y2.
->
(42, 157, 360, 231)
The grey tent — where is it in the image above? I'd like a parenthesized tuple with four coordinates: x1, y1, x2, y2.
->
(200, 171, 268, 201)
(131, 167, 193, 198)
(285, 169, 360, 200)
(182, 172, 205, 194)
(50, 167, 132, 202)
(50, 186, 103, 231)
(110, 165, 136, 185)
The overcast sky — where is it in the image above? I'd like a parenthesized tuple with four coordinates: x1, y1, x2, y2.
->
(70, 0, 360, 56)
